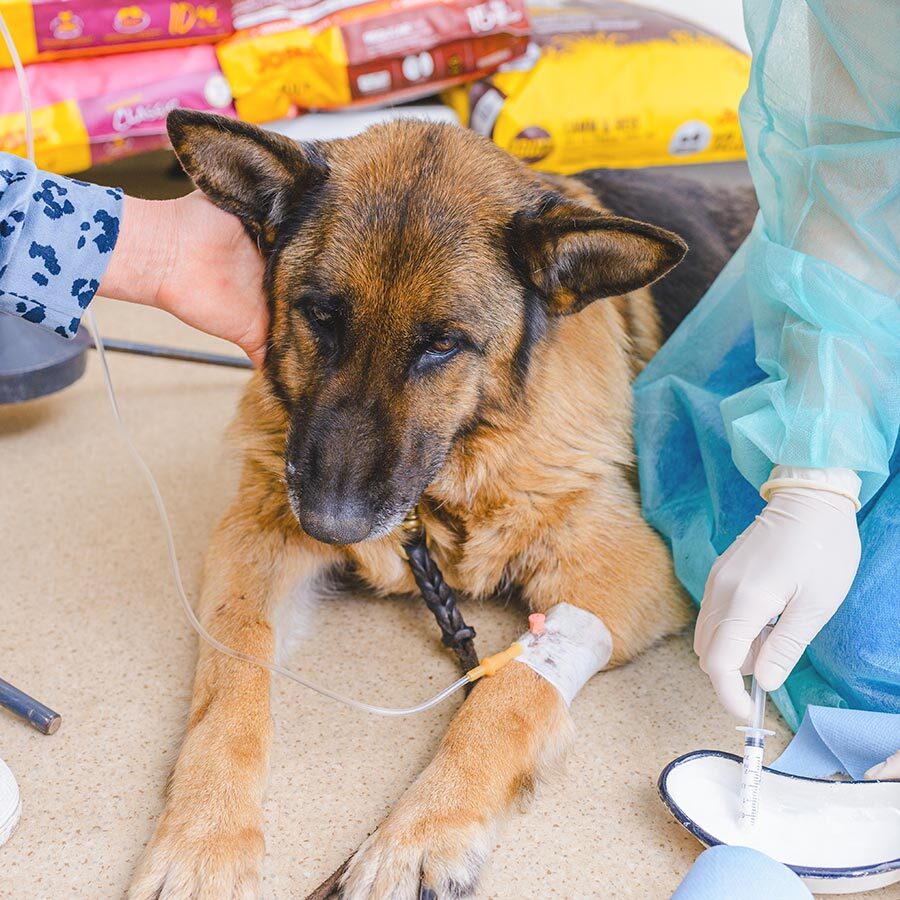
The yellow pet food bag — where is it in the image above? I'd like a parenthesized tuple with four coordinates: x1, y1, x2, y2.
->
(443, 0, 750, 172)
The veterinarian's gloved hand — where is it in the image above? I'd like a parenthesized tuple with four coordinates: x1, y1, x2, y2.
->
(694, 466, 862, 720)
(100, 191, 268, 366)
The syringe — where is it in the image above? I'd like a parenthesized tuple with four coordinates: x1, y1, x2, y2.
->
(736, 620, 777, 826)
(736, 676, 774, 825)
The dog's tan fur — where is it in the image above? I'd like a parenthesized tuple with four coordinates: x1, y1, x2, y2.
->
(128, 113, 698, 900)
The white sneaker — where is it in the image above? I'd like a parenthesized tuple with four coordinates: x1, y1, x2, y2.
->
(0, 757, 21, 848)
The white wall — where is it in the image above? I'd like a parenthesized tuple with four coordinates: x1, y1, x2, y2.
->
(635, 0, 749, 53)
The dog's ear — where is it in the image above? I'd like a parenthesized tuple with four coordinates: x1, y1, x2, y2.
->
(512, 196, 687, 315)
(167, 109, 327, 249)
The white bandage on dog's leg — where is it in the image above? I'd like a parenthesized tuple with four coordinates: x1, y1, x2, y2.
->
(514, 603, 613, 705)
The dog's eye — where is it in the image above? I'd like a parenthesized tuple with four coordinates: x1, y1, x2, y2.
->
(425, 337, 459, 356)
(412, 332, 468, 375)
(307, 304, 335, 328)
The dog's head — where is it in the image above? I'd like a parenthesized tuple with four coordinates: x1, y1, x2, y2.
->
(168, 111, 685, 545)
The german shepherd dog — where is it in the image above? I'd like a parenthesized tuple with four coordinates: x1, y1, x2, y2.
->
(129, 110, 756, 899)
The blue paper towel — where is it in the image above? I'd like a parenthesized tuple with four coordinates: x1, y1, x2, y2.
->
(671, 846, 813, 900)
(771, 706, 900, 780)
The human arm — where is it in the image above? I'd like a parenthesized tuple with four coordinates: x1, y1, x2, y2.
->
(98, 191, 268, 367)
(719, 0, 900, 501)
(0, 151, 268, 366)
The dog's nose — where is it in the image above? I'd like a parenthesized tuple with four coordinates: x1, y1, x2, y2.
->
(298, 501, 373, 545)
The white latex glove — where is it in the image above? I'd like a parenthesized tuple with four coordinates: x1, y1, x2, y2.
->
(695, 466, 862, 720)
(865, 750, 900, 781)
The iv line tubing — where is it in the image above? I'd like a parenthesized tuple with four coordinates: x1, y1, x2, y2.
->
(0, 8, 469, 717)
(0, 10, 32, 164)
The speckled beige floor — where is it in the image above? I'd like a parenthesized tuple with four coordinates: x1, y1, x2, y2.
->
(0, 155, 888, 900)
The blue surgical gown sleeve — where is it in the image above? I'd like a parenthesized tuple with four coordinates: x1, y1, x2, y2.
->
(0, 152, 123, 338)
(720, 0, 900, 504)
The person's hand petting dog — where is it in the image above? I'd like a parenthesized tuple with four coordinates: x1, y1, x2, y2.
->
(695, 466, 862, 720)
(99, 190, 268, 367)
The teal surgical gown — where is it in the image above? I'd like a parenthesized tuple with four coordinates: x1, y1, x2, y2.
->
(634, 0, 900, 730)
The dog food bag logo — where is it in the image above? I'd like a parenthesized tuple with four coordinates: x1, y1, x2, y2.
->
(466, 0, 523, 34)
(508, 126, 553, 164)
(112, 96, 180, 133)
(168, 2, 223, 35)
(668, 119, 712, 156)
(114, 5, 151, 33)
(203, 74, 233, 108)
(50, 11, 85, 40)
(401, 51, 435, 82)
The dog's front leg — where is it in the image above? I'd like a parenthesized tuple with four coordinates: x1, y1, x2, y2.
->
(341, 662, 571, 900)
(342, 500, 687, 900)
(129, 500, 326, 900)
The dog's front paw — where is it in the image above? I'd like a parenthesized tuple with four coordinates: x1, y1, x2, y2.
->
(340, 792, 493, 900)
(128, 810, 265, 900)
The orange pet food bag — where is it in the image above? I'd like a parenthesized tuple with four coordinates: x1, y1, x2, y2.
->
(217, 0, 532, 121)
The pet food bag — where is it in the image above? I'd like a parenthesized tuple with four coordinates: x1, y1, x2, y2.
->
(0, 44, 234, 172)
(0, 0, 232, 68)
(443, 0, 750, 172)
(217, 0, 532, 121)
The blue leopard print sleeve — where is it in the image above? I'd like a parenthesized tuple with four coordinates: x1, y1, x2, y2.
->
(0, 152, 123, 338)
